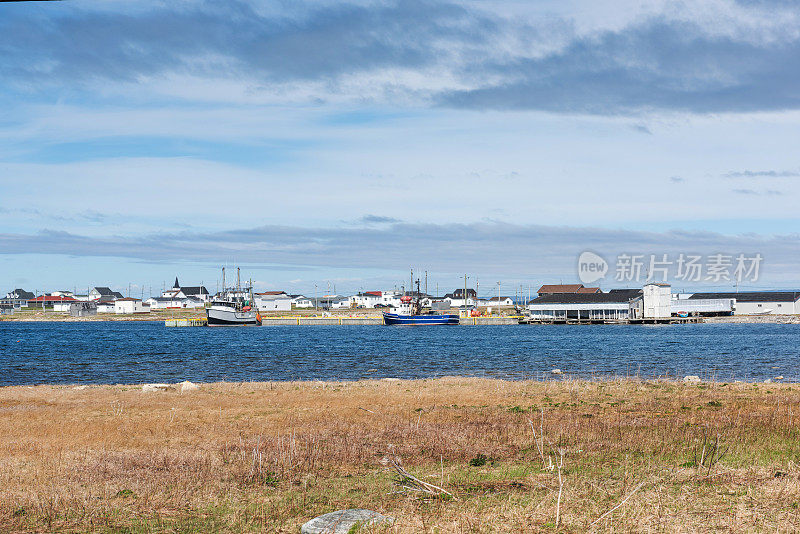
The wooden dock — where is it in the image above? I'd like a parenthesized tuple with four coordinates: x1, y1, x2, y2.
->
(165, 318, 208, 327)
(518, 316, 704, 325)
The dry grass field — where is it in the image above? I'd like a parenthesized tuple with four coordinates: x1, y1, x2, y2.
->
(1, 377, 799, 532)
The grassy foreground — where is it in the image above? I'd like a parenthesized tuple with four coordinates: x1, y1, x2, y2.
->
(1, 378, 799, 532)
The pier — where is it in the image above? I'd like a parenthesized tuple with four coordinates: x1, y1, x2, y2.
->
(518, 316, 704, 325)
(165, 318, 207, 327)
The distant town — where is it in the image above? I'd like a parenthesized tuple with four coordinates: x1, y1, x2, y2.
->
(2, 277, 799, 319)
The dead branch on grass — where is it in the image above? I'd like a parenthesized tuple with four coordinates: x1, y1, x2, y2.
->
(383, 456, 456, 500)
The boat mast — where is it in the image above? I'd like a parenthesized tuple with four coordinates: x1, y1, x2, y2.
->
(222, 267, 226, 296)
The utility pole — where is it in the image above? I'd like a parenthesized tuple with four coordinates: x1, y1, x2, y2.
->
(464, 274, 468, 312)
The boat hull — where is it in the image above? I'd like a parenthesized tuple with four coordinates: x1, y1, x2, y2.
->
(206, 307, 261, 326)
(382, 312, 459, 325)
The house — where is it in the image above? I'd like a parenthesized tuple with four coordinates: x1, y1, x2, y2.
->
(27, 295, 78, 311)
(444, 288, 477, 308)
(180, 286, 211, 302)
(330, 297, 352, 309)
(350, 291, 383, 308)
(290, 295, 314, 308)
(687, 291, 800, 315)
(483, 296, 515, 307)
(255, 291, 292, 311)
(4, 289, 34, 308)
(96, 300, 115, 313)
(114, 298, 150, 314)
(162, 277, 211, 302)
(89, 287, 124, 300)
(537, 284, 601, 296)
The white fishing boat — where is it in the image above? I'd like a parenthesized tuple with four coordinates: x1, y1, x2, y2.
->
(206, 267, 262, 326)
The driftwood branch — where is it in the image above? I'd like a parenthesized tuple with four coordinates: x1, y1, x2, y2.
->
(589, 480, 648, 528)
(384, 457, 456, 499)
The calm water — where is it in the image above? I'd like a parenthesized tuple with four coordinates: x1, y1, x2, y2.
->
(0, 322, 798, 385)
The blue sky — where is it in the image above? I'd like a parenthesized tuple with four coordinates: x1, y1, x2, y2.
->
(1, 0, 800, 296)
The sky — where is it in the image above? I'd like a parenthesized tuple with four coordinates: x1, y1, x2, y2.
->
(1, 0, 800, 297)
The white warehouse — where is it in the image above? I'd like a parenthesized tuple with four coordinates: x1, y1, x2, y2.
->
(687, 291, 800, 315)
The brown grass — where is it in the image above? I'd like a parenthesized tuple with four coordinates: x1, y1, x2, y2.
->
(1, 377, 799, 532)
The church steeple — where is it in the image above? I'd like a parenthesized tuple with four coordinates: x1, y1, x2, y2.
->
(173, 277, 180, 290)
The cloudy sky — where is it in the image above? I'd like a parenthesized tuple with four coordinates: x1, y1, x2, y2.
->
(1, 0, 799, 296)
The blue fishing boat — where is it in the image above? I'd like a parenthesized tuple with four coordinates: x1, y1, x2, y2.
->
(382, 311, 459, 325)
(382, 270, 459, 325)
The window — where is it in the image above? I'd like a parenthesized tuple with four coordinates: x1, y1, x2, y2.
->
(758, 304, 762, 307)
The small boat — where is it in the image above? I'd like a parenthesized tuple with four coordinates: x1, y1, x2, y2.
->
(206, 267, 262, 326)
(382, 271, 458, 325)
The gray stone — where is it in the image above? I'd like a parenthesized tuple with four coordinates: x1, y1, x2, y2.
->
(301, 509, 394, 534)
(683, 375, 701, 384)
(178, 381, 200, 393)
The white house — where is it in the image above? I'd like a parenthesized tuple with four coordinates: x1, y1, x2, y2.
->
(443, 289, 477, 308)
(291, 295, 314, 308)
(161, 278, 211, 302)
(114, 298, 150, 314)
(255, 292, 292, 311)
(481, 296, 515, 307)
(96, 301, 115, 313)
(330, 297, 352, 309)
(350, 292, 383, 308)
(380, 291, 403, 308)
(4, 289, 34, 308)
(89, 287, 124, 300)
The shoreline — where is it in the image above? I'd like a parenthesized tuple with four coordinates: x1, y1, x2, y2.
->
(3, 312, 800, 323)
(0, 374, 794, 389)
(2, 376, 798, 532)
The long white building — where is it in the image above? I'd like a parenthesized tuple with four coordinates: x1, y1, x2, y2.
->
(687, 291, 800, 315)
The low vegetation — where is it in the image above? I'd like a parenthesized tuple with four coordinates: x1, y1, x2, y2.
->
(1, 377, 799, 532)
